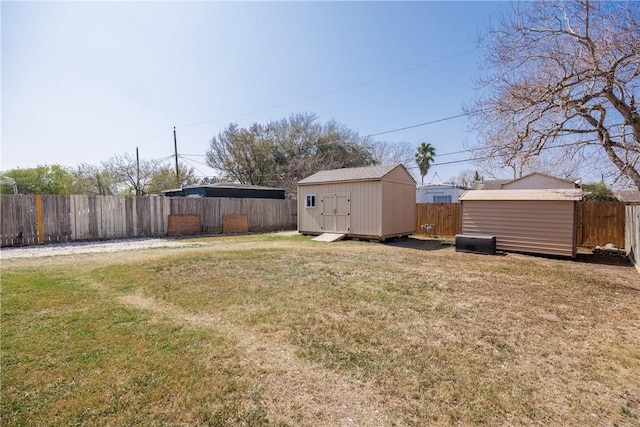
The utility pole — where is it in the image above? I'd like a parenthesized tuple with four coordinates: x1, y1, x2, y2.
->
(136, 147, 141, 196)
(173, 126, 180, 187)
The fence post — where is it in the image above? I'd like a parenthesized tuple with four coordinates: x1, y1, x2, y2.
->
(35, 194, 44, 244)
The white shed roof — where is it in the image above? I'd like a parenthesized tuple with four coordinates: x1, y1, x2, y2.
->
(460, 189, 583, 201)
(298, 164, 413, 184)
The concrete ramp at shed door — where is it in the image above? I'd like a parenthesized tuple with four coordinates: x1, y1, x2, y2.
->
(312, 233, 346, 242)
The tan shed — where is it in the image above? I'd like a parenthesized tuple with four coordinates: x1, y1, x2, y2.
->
(459, 189, 583, 257)
(297, 164, 416, 240)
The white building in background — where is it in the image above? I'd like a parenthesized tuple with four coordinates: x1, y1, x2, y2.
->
(416, 182, 467, 203)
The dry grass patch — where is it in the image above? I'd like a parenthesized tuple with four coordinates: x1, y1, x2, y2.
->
(2, 234, 639, 426)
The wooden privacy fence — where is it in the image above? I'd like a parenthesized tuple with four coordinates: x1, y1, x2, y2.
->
(415, 203, 461, 237)
(169, 197, 296, 234)
(1, 195, 38, 245)
(1, 196, 628, 248)
(577, 202, 626, 249)
(1, 195, 297, 247)
(415, 201, 629, 248)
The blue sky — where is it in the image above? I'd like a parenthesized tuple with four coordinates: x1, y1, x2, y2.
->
(2, 1, 506, 183)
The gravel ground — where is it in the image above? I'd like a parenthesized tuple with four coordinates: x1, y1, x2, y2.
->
(0, 238, 202, 260)
(0, 231, 299, 260)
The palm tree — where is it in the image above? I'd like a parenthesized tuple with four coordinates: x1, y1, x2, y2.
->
(415, 142, 436, 185)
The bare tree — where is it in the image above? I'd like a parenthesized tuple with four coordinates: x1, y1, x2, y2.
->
(468, 0, 640, 190)
(103, 153, 160, 195)
(474, 146, 583, 180)
(453, 169, 485, 188)
(370, 140, 414, 167)
(69, 163, 118, 195)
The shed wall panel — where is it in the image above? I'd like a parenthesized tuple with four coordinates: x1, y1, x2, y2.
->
(383, 165, 416, 184)
(381, 180, 416, 236)
(461, 200, 576, 257)
(298, 181, 382, 236)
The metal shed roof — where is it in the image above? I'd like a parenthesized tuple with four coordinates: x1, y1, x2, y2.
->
(186, 183, 284, 191)
(460, 189, 583, 201)
(161, 183, 285, 199)
(163, 183, 284, 193)
(298, 164, 412, 184)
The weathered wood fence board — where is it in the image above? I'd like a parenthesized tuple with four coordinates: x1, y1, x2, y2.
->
(577, 202, 626, 248)
(626, 205, 640, 274)
(1, 195, 296, 247)
(415, 203, 461, 237)
(169, 197, 298, 234)
(1, 195, 38, 246)
(41, 195, 72, 243)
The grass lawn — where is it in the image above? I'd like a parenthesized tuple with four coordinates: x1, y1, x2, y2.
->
(2, 234, 639, 426)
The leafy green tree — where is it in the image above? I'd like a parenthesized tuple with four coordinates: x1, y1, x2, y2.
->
(0, 165, 73, 194)
(206, 113, 375, 195)
(582, 182, 619, 202)
(147, 162, 200, 194)
(207, 123, 277, 186)
(415, 142, 436, 185)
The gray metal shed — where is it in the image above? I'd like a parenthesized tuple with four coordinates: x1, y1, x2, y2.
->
(162, 183, 285, 199)
(297, 164, 416, 240)
(459, 189, 583, 257)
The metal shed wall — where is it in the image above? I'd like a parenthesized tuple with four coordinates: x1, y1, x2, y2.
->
(461, 199, 577, 257)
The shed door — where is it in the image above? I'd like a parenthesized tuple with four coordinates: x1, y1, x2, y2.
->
(321, 193, 350, 233)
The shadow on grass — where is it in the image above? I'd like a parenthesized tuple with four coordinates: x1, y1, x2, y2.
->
(383, 237, 453, 252)
(574, 250, 632, 267)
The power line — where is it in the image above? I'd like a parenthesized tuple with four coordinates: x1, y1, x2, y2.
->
(179, 135, 608, 181)
(178, 155, 210, 178)
(161, 120, 611, 175)
(166, 110, 482, 166)
(179, 154, 212, 168)
(174, 48, 477, 129)
(176, 148, 474, 158)
(364, 110, 485, 139)
(137, 50, 480, 159)
(415, 135, 615, 170)
(148, 154, 175, 163)
(139, 127, 174, 145)
(159, 116, 618, 180)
